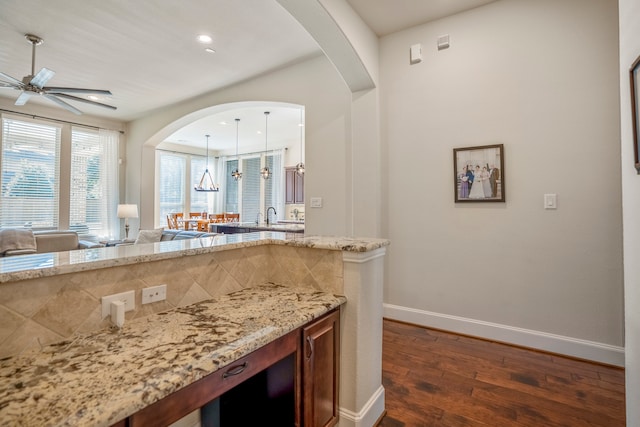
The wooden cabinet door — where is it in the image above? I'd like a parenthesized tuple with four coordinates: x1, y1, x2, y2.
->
(286, 168, 296, 204)
(302, 309, 340, 427)
(294, 172, 304, 204)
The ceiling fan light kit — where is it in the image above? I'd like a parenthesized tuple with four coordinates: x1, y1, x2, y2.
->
(0, 34, 116, 115)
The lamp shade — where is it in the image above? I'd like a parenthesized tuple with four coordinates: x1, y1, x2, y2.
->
(117, 204, 138, 219)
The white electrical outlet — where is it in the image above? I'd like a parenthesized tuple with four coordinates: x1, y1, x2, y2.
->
(101, 290, 135, 319)
(142, 284, 167, 304)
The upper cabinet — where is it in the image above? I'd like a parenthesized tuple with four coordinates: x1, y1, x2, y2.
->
(285, 167, 304, 204)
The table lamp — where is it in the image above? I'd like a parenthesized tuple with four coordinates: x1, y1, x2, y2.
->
(117, 204, 138, 239)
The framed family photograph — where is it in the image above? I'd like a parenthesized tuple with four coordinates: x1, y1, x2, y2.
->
(630, 54, 640, 173)
(453, 144, 505, 203)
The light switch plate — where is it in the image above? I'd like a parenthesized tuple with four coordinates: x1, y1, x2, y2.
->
(544, 194, 557, 209)
(310, 197, 322, 208)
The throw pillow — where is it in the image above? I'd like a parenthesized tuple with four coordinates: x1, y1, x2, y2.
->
(134, 228, 164, 244)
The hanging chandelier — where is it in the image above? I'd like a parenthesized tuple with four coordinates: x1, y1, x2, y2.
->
(231, 118, 242, 181)
(261, 111, 271, 179)
(194, 134, 220, 192)
(296, 108, 305, 176)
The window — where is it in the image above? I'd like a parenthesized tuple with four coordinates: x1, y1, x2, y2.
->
(224, 151, 283, 223)
(241, 156, 261, 223)
(158, 151, 186, 225)
(225, 159, 239, 213)
(0, 116, 120, 239)
(190, 156, 209, 215)
(1, 117, 61, 229)
(70, 128, 119, 238)
(157, 150, 219, 226)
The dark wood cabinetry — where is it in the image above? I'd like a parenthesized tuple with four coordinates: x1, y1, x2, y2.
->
(286, 167, 305, 204)
(303, 309, 340, 427)
(115, 308, 340, 427)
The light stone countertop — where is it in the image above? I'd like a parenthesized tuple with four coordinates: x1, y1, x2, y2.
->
(0, 232, 390, 284)
(0, 283, 346, 427)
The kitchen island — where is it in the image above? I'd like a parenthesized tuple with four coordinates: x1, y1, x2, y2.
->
(210, 221, 304, 234)
(0, 232, 389, 427)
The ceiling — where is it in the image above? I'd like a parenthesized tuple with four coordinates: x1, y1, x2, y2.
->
(346, 0, 498, 36)
(0, 0, 496, 150)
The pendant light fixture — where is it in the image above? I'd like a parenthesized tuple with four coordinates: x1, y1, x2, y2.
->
(295, 108, 305, 176)
(261, 111, 271, 180)
(231, 118, 242, 181)
(194, 134, 219, 192)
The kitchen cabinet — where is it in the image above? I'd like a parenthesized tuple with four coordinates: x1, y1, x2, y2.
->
(303, 309, 340, 427)
(286, 167, 305, 204)
(116, 308, 340, 427)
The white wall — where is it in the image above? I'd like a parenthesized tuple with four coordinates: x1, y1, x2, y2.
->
(619, 0, 640, 422)
(380, 0, 623, 363)
(125, 55, 352, 237)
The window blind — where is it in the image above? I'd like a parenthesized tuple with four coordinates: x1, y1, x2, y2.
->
(190, 155, 209, 214)
(242, 157, 260, 222)
(1, 117, 61, 229)
(70, 127, 119, 239)
(158, 152, 186, 225)
(224, 159, 239, 213)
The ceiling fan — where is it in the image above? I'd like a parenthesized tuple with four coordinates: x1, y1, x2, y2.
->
(0, 34, 116, 115)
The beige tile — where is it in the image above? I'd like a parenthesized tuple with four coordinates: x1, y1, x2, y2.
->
(296, 247, 327, 271)
(0, 319, 64, 358)
(0, 305, 26, 345)
(178, 283, 213, 307)
(31, 288, 98, 337)
(0, 275, 66, 317)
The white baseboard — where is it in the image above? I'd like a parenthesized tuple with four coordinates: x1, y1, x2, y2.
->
(384, 303, 624, 367)
(338, 386, 385, 427)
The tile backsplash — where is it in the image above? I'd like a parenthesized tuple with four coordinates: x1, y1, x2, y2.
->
(0, 245, 342, 358)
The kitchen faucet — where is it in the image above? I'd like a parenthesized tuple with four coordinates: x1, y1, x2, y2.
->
(255, 212, 263, 225)
(266, 207, 277, 225)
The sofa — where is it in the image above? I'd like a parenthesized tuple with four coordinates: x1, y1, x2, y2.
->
(159, 229, 217, 241)
(0, 230, 104, 256)
(115, 229, 218, 246)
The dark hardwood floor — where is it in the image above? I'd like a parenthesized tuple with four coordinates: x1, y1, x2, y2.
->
(378, 319, 625, 427)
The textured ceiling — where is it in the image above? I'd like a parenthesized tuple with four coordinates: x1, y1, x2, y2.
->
(0, 0, 498, 149)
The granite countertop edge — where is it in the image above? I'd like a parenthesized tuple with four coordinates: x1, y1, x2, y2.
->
(0, 232, 390, 284)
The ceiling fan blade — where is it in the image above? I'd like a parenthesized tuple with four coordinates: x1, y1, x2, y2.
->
(52, 93, 117, 110)
(0, 71, 24, 87)
(43, 94, 82, 115)
(15, 92, 32, 106)
(44, 87, 112, 96)
(30, 67, 55, 88)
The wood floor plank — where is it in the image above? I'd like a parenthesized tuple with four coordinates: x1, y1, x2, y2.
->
(378, 319, 626, 427)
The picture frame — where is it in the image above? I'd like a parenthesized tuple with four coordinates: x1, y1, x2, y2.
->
(630, 55, 640, 174)
(453, 144, 504, 203)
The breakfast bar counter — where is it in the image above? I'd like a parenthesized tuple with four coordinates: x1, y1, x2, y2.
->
(0, 284, 346, 427)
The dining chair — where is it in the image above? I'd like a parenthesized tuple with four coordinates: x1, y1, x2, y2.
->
(225, 213, 240, 223)
(166, 215, 178, 230)
(211, 213, 225, 223)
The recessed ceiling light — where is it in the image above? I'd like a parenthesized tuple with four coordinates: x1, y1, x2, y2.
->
(205, 48, 216, 54)
(88, 95, 101, 101)
(197, 34, 212, 44)
(219, 121, 227, 125)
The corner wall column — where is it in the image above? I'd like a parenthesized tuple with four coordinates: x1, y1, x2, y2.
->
(339, 247, 386, 427)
